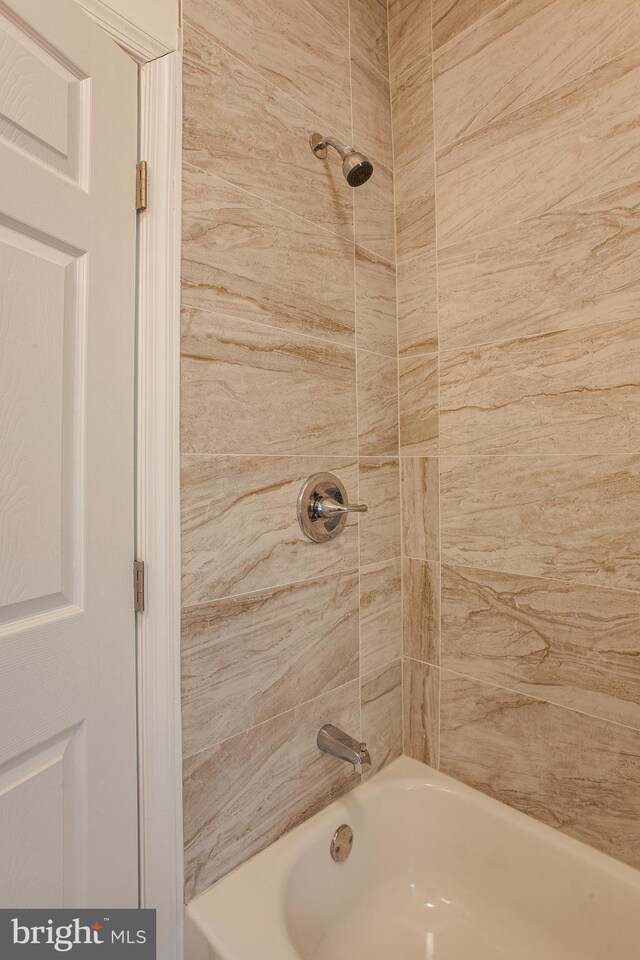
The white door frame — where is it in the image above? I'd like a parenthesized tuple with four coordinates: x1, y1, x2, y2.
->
(136, 50, 184, 960)
(77, 5, 183, 956)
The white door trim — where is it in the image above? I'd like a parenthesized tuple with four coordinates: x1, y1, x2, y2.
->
(75, 0, 173, 62)
(136, 50, 183, 960)
(74, 6, 183, 952)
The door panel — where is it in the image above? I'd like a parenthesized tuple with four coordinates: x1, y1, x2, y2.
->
(0, 0, 138, 906)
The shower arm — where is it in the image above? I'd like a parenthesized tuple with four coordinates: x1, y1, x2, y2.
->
(310, 135, 354, 159)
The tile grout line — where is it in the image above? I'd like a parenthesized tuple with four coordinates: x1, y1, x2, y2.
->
(183, 674, 363, 765)
(181, 299, 402, 360)
(400, 553, 640, 597)
(182, 158, 395, 265)
(428, 0, 443, 772)
(385, 0, 406, 755)
(347, 0, 365, 767)
(404, 657, 640, 736)
(434, 177, 640, 256)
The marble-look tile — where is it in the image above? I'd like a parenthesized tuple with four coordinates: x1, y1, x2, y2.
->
(349, 0, 388, 76)
(432, 0, 504, 50)
(391, 55, 433, 171)
(401, 457, 440, 562)
(437, 180, 640, 351)
(182, 166, 354, 346)
(357, 350, 399, 456)
(399, 353, 439, 455)
(440, 564, 640, 731)
(183, 680, 360, 899)
(361, 660, 402, 778)
(352, 53, 393, 170)
(397, 252, 438, 357)
(395, 154, 435, 262)
(355, 246, 397, 358)
(306, 0, 349, 37)
(440, 455, 640, 591)
(434, 0, 640, 147)
(181, 309, 357, 456)
(184, 1, 351, 133)
(355, 159, 396, 262)
(183, 24, 353, 238)
(403, 558, 440, 664)
(359, 459, 401, 568)
(440, 319, 640, 456)
(360, 559, 402, 675)
(439, 672, 640, 869)
(403, 658, 439, 765)
(182, 571, 359, 757)
(181, 456, 358, 604)
(388, 0, 432, 81)
(436, 47, 640, 247)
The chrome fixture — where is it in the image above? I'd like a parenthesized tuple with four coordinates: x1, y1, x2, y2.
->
(330, 824, 354, 863)
(309, 132, 374, 187)
(297, 473, 368, 543)
(317, 724, 371, 774)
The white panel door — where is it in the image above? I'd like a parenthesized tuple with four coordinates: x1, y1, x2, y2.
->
(0, 0, 138, 906)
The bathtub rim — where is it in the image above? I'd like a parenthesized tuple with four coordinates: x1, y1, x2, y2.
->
(184, 755, 640, 960)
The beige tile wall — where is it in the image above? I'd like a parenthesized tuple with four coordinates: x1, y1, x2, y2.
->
(181, 0, 401, 901)
(394, 0, 640, 871)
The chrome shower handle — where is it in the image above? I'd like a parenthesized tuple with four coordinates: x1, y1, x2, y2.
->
(313, 495, 368, 519)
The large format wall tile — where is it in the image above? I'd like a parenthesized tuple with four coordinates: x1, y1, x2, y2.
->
(403, 558, 440, 665)
(432, 0, 504, 50)
(355, 160, 396, 261)
(355, 246, 397, 358)
(440, 455, 640, 590)
(436, 47, 640, 246)
(183, 24, 353, 237)
(185, 0, 351, 132)
(440, 564, 640, 731)
(439, 319, 640, 455)
(359, 459, 401, 568)
(357, 351, 400, 456)
(360, 559, 402, 675)
(399, 353, 438, 455)
(352, 53, 393, 169)
(403, 658, 439, 766)
(391, 55, 433, 171)
(395, 154, 435, 261)
(434, 0, 640, 148)
(397, 252, 438, 357)
(181, 309, 357, 456)
(183, 680, 360, 899)
(182, 166, 354, 345)
(437, 180, 640, 350)
(388, 0, 432, 81)
(401, 457, 440, 562)
(350, 0, 389, 76)
(361, 660, 403, 778)
(181, 455, 358, 604)
(181, 571, 359, 757)
(439, 672, 640, 870)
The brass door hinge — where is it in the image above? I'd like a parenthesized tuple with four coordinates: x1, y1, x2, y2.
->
(136, 160, 148, 212)
(133, 560, 145, 612)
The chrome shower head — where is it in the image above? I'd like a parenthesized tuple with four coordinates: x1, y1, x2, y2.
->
(310, 132, 374, 187)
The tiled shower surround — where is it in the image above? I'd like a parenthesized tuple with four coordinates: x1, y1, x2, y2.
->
(396, 0, 640, 871)
(180, 0, 401, 900)
(181, 0, 640, 900)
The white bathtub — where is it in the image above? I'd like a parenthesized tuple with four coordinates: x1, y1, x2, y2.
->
(185, 756, 640, 959)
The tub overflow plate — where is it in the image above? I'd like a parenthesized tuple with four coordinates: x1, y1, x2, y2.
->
(330, 824, 354, 863)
